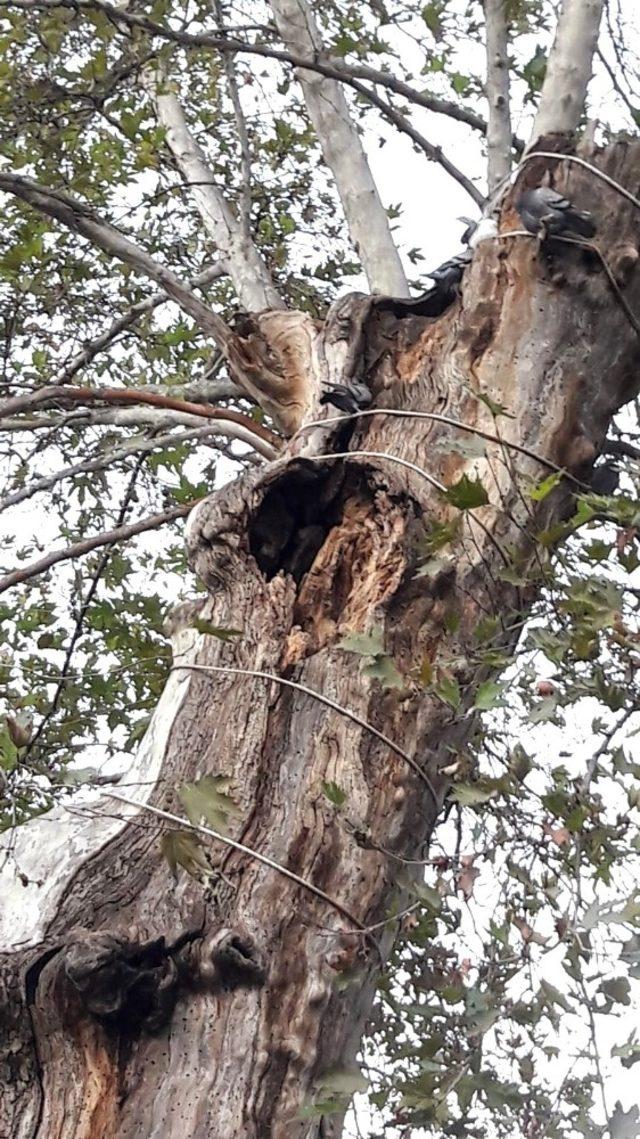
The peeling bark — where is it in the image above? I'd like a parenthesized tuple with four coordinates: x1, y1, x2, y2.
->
(531, 0, 604, 141)
(2, 140, 640, 1138)
(149, 68, 285, 313)
(268, 0, 409, 298)
(483, 0, 512, 193)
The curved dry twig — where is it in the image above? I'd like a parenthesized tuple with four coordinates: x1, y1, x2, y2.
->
(171, 662, 440, 806)
(105, 790, 368, 933)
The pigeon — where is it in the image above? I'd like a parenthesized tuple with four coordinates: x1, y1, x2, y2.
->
(458, 216, 498, 248)
(429, 249, 473, 293)
(590, 461, 619, 496)
(516, 187, 596, 239)
(458, 216, 477, 246)
(320, 381, 372, 415)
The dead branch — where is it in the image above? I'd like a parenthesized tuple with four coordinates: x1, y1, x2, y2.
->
(0, 502, 197, 595)
(0, 384, 280, 452)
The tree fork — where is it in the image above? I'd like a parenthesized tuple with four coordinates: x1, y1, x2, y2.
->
(2, 140, 640, 1139)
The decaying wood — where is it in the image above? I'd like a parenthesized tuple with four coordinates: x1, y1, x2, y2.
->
(2, 141, 640, 1139)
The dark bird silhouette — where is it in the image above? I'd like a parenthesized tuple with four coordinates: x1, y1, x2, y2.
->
(320, 381, 372, 415)
(429, 249, 473, 293)
(590, 461, 620, 496)
(458, 216, 477, 246)
(458, 216, 498, 248)
(516, 187, 596, 239)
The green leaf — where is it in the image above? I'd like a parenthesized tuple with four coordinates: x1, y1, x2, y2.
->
(435, 674, 460, 708)
(530, 471, 562, 502)
(322, 781, 347, 807)
(339, 628, 384, 657)
(178, 774, 241, 834)
(160, 830, 212, 881)
(612, 1033, 640, 1069)
(445, 474, 489, 510)
(192, 620, 243, 641)
(473, 681, 505, 710)
(451, 783, 497, 806)
(363, 654, 404, 689)
(540, 978, 572, 1013)
(316, 1067, 368, 1096)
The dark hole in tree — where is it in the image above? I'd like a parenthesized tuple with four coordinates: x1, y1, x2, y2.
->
(249, 459, 346, 582)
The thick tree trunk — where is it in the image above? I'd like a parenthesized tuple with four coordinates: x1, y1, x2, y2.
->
(2, 140, 640, 1139)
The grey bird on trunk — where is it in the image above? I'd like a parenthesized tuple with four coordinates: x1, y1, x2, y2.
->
(516, 187, 596, 239)
(320, 380, 372, 415)
(429, 249, 473, 294)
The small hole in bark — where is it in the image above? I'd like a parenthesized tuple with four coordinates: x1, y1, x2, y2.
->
(249, 459, 345, 582)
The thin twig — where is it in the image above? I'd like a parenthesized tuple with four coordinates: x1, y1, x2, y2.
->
(0, 0, 494, 140)
(0, 383, 280, 454)
(105, 790, 368, 933)
(55, 262, 228, 385)
(348, 76, 485, 207)
(295, 409, 585, 485)
(0, 424, 225, 514)
(23, 452, 148, 761)
(0, 501, 197, 595)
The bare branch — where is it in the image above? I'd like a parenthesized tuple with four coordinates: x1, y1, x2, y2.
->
(531, 0, 605, 142)
(106, 791, 368, 934)
(0, 172, 235, 350)
(0, 405, 277, 457)
(0, 0, 494, 140)
(214, 1, 253, 230)
(55, 262, 228, 385)
(349, 76, 485, 208)
(483, 0, 512, 193)
(0, 384, 280, 451)
(0, 503, 197, 596)
(0, 425, 234, 514)
(268, 0, 408, 296)
(146, 65, 284, 311)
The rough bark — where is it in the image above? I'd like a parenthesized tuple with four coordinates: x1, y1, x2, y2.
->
(531, 0, 604, 141)
(483, 0, 512, 192)
(2, 139, 640, 1139)
(268, 0, 410, 298)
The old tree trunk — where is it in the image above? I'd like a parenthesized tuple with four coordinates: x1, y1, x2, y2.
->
(2, 141, 640, 1138)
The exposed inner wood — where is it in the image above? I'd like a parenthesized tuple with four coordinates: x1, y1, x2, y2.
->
(2, 140, 640, 1139)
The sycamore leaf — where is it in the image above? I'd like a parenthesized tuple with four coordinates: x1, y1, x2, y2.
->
(610, 1102, 640, 1139)
(178, 774, 241, 834)
(316, 1067, 368, 1096)
(435, 674, 460, 708)
(322, 781, 347, 807)
(451, 783, 496, 807)
(297, 1099, 346, 1120)
(612, 1034, 640, 1069)
(339, 628, 384, 657)
(530, 471, 562, 502)
(473, 681, 505, 710)
(540, 978, 571, 1011)
(363, 654, 404, 689)
(445, 474, 489, 510)
(161, 830, 212, 881)
(193, 620, 243, 641)
(476, 392, 514, 417)
(599, 976, 631, 1006)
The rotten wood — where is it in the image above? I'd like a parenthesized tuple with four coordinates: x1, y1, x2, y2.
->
(1, 139, 640, 1139)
